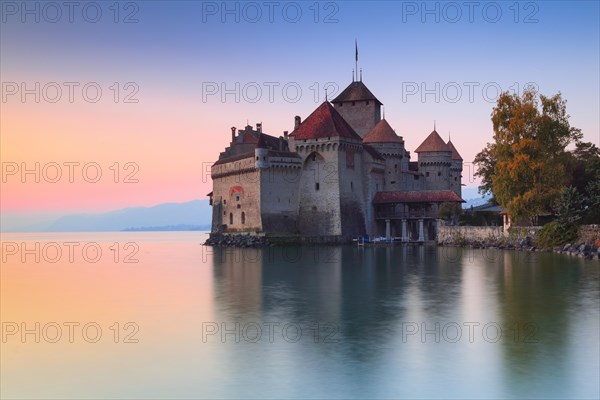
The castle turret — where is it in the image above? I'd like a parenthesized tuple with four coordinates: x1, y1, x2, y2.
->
(255, 133, 270, 169)
(363, 119, 406, 191)
(414, 128, 452, 191)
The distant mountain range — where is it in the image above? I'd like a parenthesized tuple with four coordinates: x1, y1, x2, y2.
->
(7, 200, 212, 232)
(461, 187, 492, 209)
(4, 188, 489, 232)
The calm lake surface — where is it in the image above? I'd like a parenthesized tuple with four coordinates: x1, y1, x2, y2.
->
(1, 232, 598, 399)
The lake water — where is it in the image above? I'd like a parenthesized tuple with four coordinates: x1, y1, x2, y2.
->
(1, 232, 598, 399)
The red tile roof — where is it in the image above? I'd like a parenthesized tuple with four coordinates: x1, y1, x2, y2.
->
(363, 119, 403, 143)
(414, 130, 451, 153)
(446, 140, 463, 160)
(289, 102, 362, 141)
(241, 130, 258, 144)
(332, 81, 382, 105)
(373, 190, 464, 204)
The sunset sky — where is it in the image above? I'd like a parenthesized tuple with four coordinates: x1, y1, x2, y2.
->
(1, 1, 599, 229)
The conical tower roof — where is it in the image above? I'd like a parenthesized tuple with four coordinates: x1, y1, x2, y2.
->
(256, 133, 267, 149)
(415, 130, 451, 153)
(363, 119, 402, 143)
(331, 81, 382, 105)
(446, 139, 463, 160)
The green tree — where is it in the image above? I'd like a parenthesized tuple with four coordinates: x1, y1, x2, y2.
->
(555, 186, 585, 225)
(473, 142, 496, 197)
(537, 186, 584, 247)
(438, 202, 462, 222)
(584, 177, 600, 223)
(567, 141, 600, 197)
(474, 88, 582, 224)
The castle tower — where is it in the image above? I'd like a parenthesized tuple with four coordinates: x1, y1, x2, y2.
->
(331, 81, 382, 137)
(288, 101, 366, 237)
(363, 118, 405, 192)
(446, 139, 463, 198)
(414, 129, 452, 191)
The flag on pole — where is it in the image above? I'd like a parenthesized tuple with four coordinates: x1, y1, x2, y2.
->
(355, 39, 358, 62)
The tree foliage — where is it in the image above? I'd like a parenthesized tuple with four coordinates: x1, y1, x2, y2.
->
(438, 202, 462, 222)
(474, 88, 582, 223)
(473, 142, 496, 197)
(555, 186, 585, 225)
(584, 177, 600, 224)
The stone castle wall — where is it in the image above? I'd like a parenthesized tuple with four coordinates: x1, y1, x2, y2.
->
(418, 151, 452, 191)
(337, 142, 367, 236)
(211, 156, 262, 232)
(260, 166, 301, 234)
(295, 140, 344, 236)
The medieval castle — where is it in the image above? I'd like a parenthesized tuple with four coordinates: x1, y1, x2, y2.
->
(208, 76, 464, 242)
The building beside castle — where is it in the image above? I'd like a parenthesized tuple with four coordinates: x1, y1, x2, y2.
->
(207, 76, 464, 242)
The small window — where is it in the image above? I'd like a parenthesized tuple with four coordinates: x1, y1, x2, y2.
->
(426, 172, 430, 177)
(391, 181, 396, 184)
(376, 183, 379, 191)
(236, 195, 240, 201)
(256, 156, 259, 160)
(224, 199, 227, 205)
(315, 182, 320, 191)
(366, 101, 369, 105)
(454, 177, 457, 181)
(237, 204, 241, 209)
(414, 175, 419, 180)
(350, 181, 353, 191)
(352, 101, 355, 106)
(229, 213, 233, 225)
(339, 103, 343, 107)
(438, 172, 441, 176)
(241, 212, 245, 224)
(263, 156, 267, 161)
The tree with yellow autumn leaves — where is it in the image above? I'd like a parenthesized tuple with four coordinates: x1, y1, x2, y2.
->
(474, 88, 598, 226)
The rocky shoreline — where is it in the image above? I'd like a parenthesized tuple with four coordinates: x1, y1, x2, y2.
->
(204, 233, 270, 248)
(438, 236, 600, 260)
(204, 233, 600, 260)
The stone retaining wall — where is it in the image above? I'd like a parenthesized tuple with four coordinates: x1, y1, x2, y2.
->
(437, 226, 505, 243)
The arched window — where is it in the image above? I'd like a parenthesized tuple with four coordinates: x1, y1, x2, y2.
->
(229, 213, 233, 225)
(241, 212, 246, 224)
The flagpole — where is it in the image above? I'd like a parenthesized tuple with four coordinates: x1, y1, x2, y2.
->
(355, 39, 358, 83)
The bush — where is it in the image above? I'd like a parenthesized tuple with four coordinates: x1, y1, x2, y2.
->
(536, 220, 578, 248)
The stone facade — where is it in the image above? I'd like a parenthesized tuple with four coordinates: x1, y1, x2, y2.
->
(208, 78, 465, 241)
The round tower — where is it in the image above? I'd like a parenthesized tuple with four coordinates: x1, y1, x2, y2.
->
(255, 134, 270, 169)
